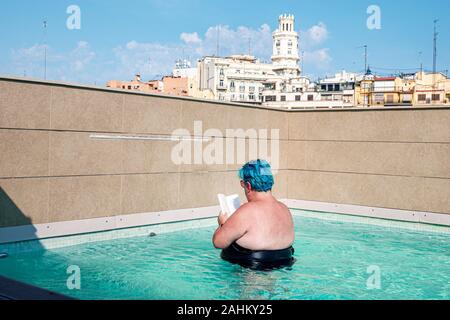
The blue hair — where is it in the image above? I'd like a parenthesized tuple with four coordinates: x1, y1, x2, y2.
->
(238, 159, 274, 192)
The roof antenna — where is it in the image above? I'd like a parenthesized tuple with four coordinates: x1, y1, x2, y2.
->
(433, 19, 439, 89)
(43, 19, 48, 80)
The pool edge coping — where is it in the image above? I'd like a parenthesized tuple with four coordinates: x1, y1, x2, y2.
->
(0, 206, 219, 245)
(0, 200, 449, 245)
(283, 199, 450, 227)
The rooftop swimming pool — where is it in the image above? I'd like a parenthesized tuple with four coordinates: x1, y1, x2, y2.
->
(0, 210, 449, 300)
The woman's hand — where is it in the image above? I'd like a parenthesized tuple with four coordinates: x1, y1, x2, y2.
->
(218, 212, 229, 226)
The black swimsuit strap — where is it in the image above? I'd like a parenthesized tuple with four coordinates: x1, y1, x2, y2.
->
(231, 242, 294, 255)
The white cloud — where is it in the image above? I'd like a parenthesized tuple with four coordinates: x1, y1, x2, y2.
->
(304, 48, 332, 69)
(70, 41, 96, 72)
(11, 44, 58, 78)
(110, 22, 329, 80)
(7, 21, 333, 83)
(302, 22, 329, 48)
(110, 23, 274, 81)
(200, 24, 273, 60)
(308, 22, 328, 43)
(180, 32, 202, 45)
(10, 41, 97, 83)
(113, 41, 184, 80)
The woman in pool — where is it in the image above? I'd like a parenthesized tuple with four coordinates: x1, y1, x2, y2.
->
(212, 159, 295, 270)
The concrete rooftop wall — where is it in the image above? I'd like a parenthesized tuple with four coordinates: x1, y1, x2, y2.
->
(0, 77, 449, 228)
(287, 110, 450, 215)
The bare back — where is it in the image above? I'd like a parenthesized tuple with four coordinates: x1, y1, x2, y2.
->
(234, 198, 294, 251)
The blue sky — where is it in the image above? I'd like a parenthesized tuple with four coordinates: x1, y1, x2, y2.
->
(0, 0, 449, 85)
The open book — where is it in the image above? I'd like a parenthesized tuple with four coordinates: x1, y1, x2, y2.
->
(217, 194, 241, 217)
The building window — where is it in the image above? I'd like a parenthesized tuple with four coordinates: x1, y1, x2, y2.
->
(220, 68, 224, 76)
(295, 95, 301, 101)
(374, 93, 384, 103)
(276, 40, 280, 47)
(265, 96, 276, 102)
(264, 83, 275, 90)
(308, 95, 314, 101)
(321, 85, 326, 91)
(386, 95, 394, 104)
(288, 40, 292, 47)
(249, 86, 255, 92)
(418, 94, 426, 102)
(288, 50, 292, 55)
(219, 80, 224, 87)
(280, 95, 286, 102)
(432, 94, 441, 101)
(403, 94, 412, 103)
(334, 84, 340, 91)
(230, 81, 235, 88)
(239, 85, 245, 93)
(240, 94, 245, 100)
(343, 95, 353, 103)
(249, 94, 255, 100)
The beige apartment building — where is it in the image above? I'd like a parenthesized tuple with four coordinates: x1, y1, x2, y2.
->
(107, 75, 163, 93)
(107, 74, 191, 97)
(355, 71, 450, 107)
(414, 71, 450, 105)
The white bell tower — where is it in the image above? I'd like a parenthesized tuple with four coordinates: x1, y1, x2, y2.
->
(272, 14, 300, 77)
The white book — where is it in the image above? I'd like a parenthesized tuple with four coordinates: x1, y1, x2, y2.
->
(217, 194, 241, 217)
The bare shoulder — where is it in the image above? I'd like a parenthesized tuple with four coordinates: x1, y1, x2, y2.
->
(231, 202, 258, 220)
(277, 200, 290, 212)
(235, 202, 259, 215)
(275, 200, 293, 220)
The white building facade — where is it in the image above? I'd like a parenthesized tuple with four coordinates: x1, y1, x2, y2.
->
(196, 14, 308, 105)
(197, 54, 277, 103)
(188, 14, 360, 109)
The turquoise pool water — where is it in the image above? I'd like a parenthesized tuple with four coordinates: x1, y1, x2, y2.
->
(0, 212, 449, 300)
